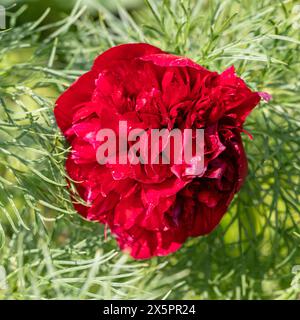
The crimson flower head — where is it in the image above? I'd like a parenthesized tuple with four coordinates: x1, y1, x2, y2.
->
(54, 43, 262, 259)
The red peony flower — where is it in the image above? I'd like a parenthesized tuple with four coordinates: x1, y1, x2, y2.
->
(54, 43, 262, 259)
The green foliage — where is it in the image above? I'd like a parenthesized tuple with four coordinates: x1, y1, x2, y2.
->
(0, 0, 299, 299)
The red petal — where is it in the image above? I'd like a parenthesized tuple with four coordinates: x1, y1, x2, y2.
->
(140, 53, 209, 72)
(54, 70, 97, 134)
(92, 43, 163, 72)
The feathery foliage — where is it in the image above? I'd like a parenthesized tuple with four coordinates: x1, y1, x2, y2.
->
(0, 0, 299, 299)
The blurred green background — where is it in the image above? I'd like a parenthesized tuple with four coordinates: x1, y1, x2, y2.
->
(0, 0, 299, 300)
(1, 0, 144, 20)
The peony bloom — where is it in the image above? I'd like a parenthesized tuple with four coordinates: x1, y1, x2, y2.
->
(54, 43, 261, 259)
